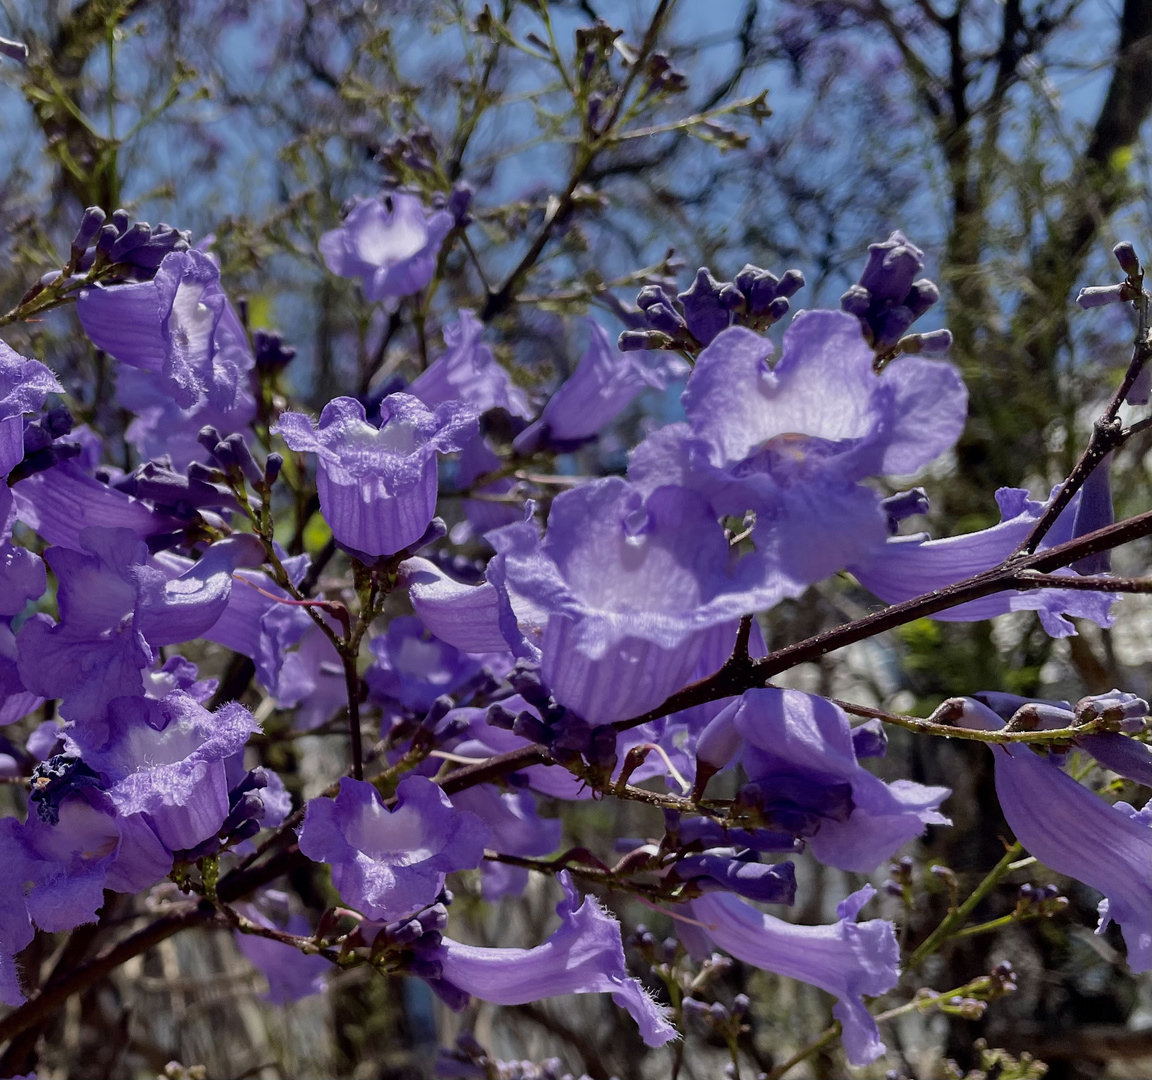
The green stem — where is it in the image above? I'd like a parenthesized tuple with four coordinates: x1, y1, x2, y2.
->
(908, 842, 1024, 967)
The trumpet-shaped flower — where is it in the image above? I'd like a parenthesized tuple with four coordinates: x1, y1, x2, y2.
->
(956, 697, 1151, 971)
(435, 872, 676, 1047)
(691, 886, 898, 1065)
(319, 193, 453, 302)
(274, 394, 477, 559)
(298, 776, 489, 922)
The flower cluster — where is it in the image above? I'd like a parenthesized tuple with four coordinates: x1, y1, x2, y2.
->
(0, 198, 1147, 1078)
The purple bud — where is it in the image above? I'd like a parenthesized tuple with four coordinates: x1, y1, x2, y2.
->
(775, 268, 805, 299)
(718, 283, 745, 311)
(71, 206, 107, 253)
(645, 301, 687, 336)
(111, 208, 131, 234)
(0, 35, 29, 63)
(840, 284, 872, 317)
(254, 329, 296, 373)
(198, 425, 224, 457)
(512, 711, 550, 745)
(264, 452, 283, 486)
(422, 695, 455, 731)
(1113, 241, 1140, 277)
(678, 267, 730, 345)
(107, 222, 151, 261)
(709, 1002, 729, 1023)
(899, 329, 953, 355)
(618, 330, 665, 351)
(96, 222, 121, 252)
(224, 432, 265, 488)
(682, 997, 709, 1020)
(859, 231, 924, 303)
(1076, 284, 1127, 309)
(447, 183, 473, 226)
(636, 285, 674, 311)
(904, 279, 939, 319)
(767, 296, 791, 322)
(485, 703, 517, 729)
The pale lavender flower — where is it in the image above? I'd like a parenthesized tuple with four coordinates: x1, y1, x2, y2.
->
(298, 776, 489, 922)
(956, 697, 1151, 971)
(693, 886, 898, 1065)
(319, 194, 453, 301)
(436, 872, 677, 1047)
(274, 394, 477, 558)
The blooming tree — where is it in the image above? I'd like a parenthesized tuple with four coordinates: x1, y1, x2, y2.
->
(0, 3, 1149, 1079)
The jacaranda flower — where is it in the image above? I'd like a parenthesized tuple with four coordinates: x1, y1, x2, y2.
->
(274, 394, 477, 559)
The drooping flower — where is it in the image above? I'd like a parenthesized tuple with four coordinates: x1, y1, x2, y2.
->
(434, 871, 677, 1047)
(409, 310, 532, 419)
(849, 485, 1117, 637)
(629, 311, 967, 589)
(364, 616, 483, 716)
(398, 556, 512, 655)
(954, 697, 1151, 971)
(691, 886, 898, 1066)
(0, 340, 63, 478)
(274, 394, 477, 559)
(76, 249, 254, 411)
(488, 478, 780, 724)
(16, 528, 264, 724)
(298, 775, 489, 922)
(234, 892, 329, 1004)
(513, 321, 686, 453)
(12, 458, 184, 551)
(696, 689, 950, 872)
(319, 193, 453, 302)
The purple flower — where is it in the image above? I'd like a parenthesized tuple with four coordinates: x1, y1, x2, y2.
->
(849, 485, 1117, 637)
(513, 322, 687, 453)
(365, 616, 483, 715)
(319, 193, 453, 301)
(409, 310, 532, 418)
(77, 249, 254, 411)
(274, 394, 477, 558)
(435, 872, 676, 1047)
(488, 478, 778, 724)
(272, 620, 347, 732)
(65, 691, 258, 852)
(671, 852, 797, 905)
(399, 556, 512, 655)
(234, 893, 329, 1004)
(0, 779, 175, 1004)
(0, 341, 63, 478)
(17, 529, 264, 724)
(697, 689, 950, 872)
(450, 784, 561, 900)
(202, 553, 314, 693)
(630, 311, 967, 588)
(298, 775, 489, 921)
(117, 364, 256, 471)
(691, 886, 898, 1066)
(12, 458, 183, 550)
(955, 697, 1151, 971)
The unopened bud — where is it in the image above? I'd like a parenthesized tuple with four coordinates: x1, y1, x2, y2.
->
(1112, 241, 1140, 277)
